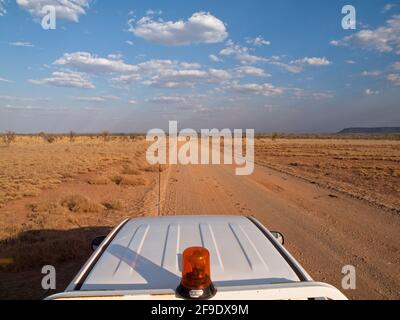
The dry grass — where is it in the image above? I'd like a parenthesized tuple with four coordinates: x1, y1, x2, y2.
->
(0, 135, 163, 299)
(255, 138, 400, 211)
(87, 176, 110, 185)
(102, 199, 124, 211)
(121, 165, 141, 175)
(141, 164, 167, 173)
(60, 195, 104, 213)
(0, 135, 148, 208)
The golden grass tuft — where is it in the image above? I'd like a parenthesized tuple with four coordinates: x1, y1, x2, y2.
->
(60, 195, 104, 213)
(110, 174, 147, 186)
(121, 165, 141, 175)
(87, 176, 110, 185)
(102, 199, 124, 211)
(141, 164, 167, 173)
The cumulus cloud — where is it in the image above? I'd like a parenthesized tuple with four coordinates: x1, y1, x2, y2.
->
(16, 0, 92, 22)
(73, 95, 120, 102)
(331, 15, 400, 54)
(111, 58, 232, 88)
(0, 76, 13, 83)
(219, 41, 268, 64)
(295, 57, 331, 66)
(0, 0, 7, 16)
(246, 36, 271, 47)
(54, 52, 137, 74)
(0, 95, 38, 101)
(289, 88, 335, 100)
(362, 70, 382, 76)
(142, 67, 232, 88)
(10, 41, 34, 47)
(382, 4, 397, 13)
(387, 73, 400, 85)
(224, 81, 284, 97)
(146, 9, 162, 16)
(209, 54, 223, 62)
(365, 88, 380, 95)
(310, 92, 335, 99)
(129, 11, 228, 45)
(147, 96, 187, 104)
(51, 52, 268, 90)
(272, 57, 331, 73)
(29, 71, 95, 89)
(234, 66, 269, 77)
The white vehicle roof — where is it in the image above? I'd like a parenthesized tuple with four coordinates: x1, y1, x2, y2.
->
(79, 215, 307, 291)
(47, 215, 347, 300)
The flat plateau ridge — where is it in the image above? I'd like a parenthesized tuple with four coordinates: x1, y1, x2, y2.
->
(338, 127, 400, 134)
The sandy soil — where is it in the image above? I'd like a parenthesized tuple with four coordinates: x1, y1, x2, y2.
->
(255, 139, 400, 212)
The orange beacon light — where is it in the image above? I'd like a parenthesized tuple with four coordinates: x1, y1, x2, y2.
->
(176, 247, 217, 300)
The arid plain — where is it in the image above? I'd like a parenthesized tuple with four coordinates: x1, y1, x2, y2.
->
(0, 135, 399, 299)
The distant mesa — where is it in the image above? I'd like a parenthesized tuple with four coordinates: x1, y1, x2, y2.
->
(338, 127, 400, 134)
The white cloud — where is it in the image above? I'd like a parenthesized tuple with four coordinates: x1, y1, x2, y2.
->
(365, 88, 380, 95)
(362, 70, 382, 76)
(0, 76, 13, 83)
(288, 88, 334, 100)
(0, 95, 34, 101)
(10, 41, 34, 47)
(0, 0, 7, 16)
(246, 36, 271, 47)
(73, 95, 120, 102)
(16, 0, 92, 22)
(272, 57, 331, 73)
(52, 52, 268, 91)
(220, 41, 268, 64)
(129, 11, 228, 45)
(234, 66, 269, 77)
(208, 68, 231, 80)
(107, 53, 123, 60)
(291, 57, 331, 67)
(345, 60, 356, 64)
(128, 99, 137, 105)
(0, 104, 65, 111)
(147, 96, 187, 104)
(180, 62, 202, 69)
(311, 92, 335, 99)
(29, 71, 95, 89)
(142, 67, 232, 89)
(331, 15, 400, 54)
(387, 73, 400, 85)
(146, 9, 162, 16)
(74, 97, 106, 102)
(112, 59, 232, 88)
(209, 54, 223, 62)
(125, 40, 134, 46)
(382, 4, 397, 13)
(224, 81, 284, 97)
(54, 52, 137, 73)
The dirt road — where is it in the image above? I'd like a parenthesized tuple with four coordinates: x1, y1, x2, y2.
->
(159, 162, 400, 300)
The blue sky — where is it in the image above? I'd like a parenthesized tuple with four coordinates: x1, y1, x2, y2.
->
(0, 0, 399, 133)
